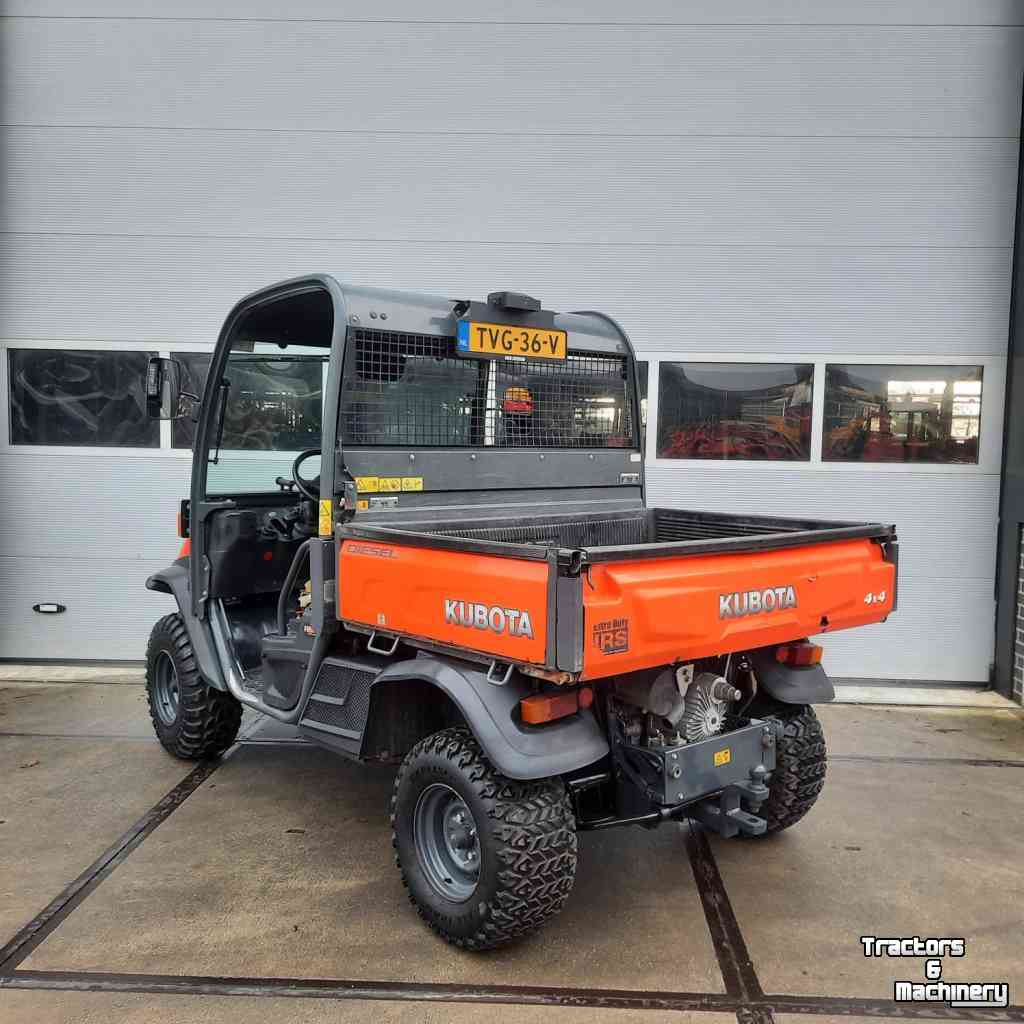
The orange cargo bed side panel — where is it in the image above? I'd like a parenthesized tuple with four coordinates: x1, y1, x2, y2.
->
(338, 539, 550, 664)
(582, 538, 895, 680)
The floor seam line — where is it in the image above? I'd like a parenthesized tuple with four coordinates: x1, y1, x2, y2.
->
(0, 756, 224, 973)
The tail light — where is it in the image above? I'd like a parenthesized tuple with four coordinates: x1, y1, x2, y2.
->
(520, 686, 593, 725)
(775, 641, 823, 667)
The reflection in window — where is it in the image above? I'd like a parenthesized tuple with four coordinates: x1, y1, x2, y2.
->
(8, 349, 158, 447)
(657, 363, 812, 461)
(823, 365, 982, 464)
(637, 360, 648, 448)
(171, 352, 212, 449)
(216, 354, 325, 451)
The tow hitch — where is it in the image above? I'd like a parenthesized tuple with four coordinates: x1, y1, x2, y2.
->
(691, 770, 772, 837)
(573, 718, 782, 833)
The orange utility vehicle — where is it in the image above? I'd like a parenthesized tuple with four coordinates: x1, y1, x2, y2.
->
(144, 280, 897, 949)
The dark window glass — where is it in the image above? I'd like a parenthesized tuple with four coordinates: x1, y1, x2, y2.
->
(215, 354, 325, 451)
(340, 331, 483, 446)
(823, 364, 982, 464)
(8, 349, 158, 447)
(637, 360, 648, 448)
(171, 351, 212, 449)
(657, 363, 812, 461)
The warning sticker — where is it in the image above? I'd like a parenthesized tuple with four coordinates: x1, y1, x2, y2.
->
(402, 477, 424, 491)
(714, 748, 731, 768)
(356, 499, 369, 512)
(318, 499, 332, 537)
(378, 477, 402, 493)
(355, 476, 379, 493)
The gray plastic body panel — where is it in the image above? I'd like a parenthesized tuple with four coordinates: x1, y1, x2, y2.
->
(145, 559, 226, 690)
(370, 654, 609, 780)
(748, 648, 836, 704)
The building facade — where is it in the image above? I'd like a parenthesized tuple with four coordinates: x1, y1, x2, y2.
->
(1, 2, 1021, 687)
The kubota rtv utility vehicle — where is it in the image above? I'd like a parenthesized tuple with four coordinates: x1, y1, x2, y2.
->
(144, 279, 897, 949)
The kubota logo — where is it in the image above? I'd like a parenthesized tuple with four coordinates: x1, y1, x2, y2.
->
(444, 599, 534, 638)
(719, 586, 797, 619)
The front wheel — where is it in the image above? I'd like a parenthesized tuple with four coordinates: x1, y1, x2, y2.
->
(391, 727, 578, 950)
(744, 700, 827, 835)
(145, 613, 242, 759)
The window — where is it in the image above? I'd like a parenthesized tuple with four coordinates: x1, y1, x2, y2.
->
(8, 348, 158, 447)
(171, 351, 212, 449)
(216, 354, 325, 451)
(340, 330, 483, 446)
(339, 328, 636, 449)
(823, 365, 983, 464)
(637, 360, 648, 448)
(657, 362, 812, 461)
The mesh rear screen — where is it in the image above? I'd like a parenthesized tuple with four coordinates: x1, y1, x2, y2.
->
(340, 327, 635, 448)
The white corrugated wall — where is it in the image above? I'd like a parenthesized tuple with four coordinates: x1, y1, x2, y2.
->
(0, 2, 1020, 678)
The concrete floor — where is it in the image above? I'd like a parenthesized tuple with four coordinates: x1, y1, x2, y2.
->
(1, 682, 1023, 1023)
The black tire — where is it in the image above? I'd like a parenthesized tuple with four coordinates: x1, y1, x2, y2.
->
(145, 612, 242, 760)
(391, 726, 578, 950)
(745, 700, 827, 836)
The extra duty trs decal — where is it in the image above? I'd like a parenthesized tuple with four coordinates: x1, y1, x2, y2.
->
(593, 617, 629, 654)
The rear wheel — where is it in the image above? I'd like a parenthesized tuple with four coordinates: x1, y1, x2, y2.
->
(145, 613, 242, 759)
(745, 699, 827, 835)
(391, 727, 577, 950)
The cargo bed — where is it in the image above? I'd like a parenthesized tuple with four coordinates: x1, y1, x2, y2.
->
(341, 507, 896, 565)
(337, 509, 897, 681)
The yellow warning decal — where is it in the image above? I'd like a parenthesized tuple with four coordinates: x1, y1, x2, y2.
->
(714, 748, 731, 768)
(402, 477, 424, 491)
(378, 477, 402, 493)
(356, 499, 369, 512)
(355, 476, 379, 493)
(318, 499, 332, 537)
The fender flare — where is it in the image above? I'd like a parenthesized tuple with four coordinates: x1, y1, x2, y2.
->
(748, 647, 835, 704)
(145, 560, 226, 690)
(369, 655, 609, 781)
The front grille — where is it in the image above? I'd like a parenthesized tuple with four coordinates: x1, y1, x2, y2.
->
(340, 327, 635, 449)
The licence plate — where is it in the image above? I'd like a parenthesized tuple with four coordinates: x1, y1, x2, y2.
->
(457, 320, 567, 361)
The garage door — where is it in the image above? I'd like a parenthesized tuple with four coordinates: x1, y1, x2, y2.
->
(1, 2, 1020, 679)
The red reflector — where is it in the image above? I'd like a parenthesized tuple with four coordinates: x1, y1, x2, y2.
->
(775, 642, 823, 667)
(577, 686, 594, 709)
(520, 690, 580, 725)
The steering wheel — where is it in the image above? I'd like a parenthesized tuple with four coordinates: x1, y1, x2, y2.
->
(291, 448, 321, 503)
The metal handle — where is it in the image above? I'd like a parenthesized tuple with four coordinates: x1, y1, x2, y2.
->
(486, 660, 514, 686)
(367, 631, 400, 656)
(276, 538, 313, 636)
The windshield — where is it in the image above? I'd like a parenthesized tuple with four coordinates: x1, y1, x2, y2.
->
(205, 342, 328, 496)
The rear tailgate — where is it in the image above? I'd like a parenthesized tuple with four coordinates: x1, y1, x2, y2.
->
(581, 537, 895, 680)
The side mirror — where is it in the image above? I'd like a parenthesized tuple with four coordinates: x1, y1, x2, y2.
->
(146, 357, 189, 420)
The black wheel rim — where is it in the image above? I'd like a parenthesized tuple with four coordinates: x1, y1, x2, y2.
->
(412, 783, 481, 902)
(153, 651, 181, 726)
